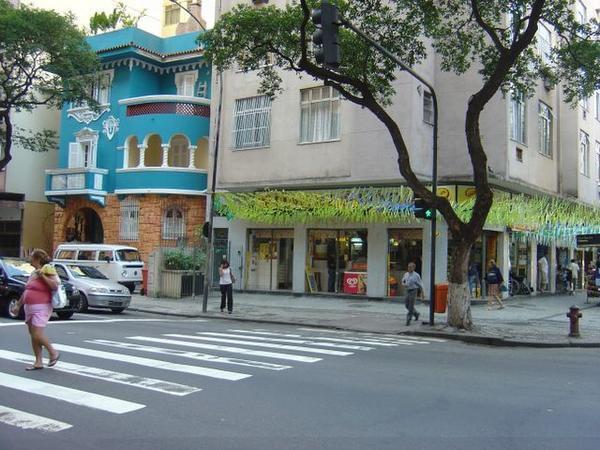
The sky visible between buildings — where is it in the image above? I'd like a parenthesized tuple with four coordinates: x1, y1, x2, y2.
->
(25, 0, 216, 34)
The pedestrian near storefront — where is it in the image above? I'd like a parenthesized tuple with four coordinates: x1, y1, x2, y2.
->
(568, 259, 580, 294)
(9, 249, 60, 370)
(401, 262, 422, 326)
(485, 260, 505, 310)
(468, 262, 480, 298)
(219, 260, 236, 314)
(538, 255, 549, 293)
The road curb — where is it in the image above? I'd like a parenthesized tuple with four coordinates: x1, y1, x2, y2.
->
(127, 306, 600, 348)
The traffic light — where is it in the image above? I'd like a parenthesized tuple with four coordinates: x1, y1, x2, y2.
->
(311, 1, 340, 69)
(414, 198, 434, 220)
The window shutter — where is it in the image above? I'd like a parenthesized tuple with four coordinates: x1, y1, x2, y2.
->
(68, 143, 82, 168)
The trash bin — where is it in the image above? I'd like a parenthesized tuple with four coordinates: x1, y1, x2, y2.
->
(435, 283, 449, 313)
(141, 268, 148, 296)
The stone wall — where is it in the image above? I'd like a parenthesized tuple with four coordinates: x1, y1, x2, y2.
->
(52, 194, 206, 263)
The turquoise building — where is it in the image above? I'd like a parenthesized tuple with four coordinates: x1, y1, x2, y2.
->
(45, 28, 210, 259)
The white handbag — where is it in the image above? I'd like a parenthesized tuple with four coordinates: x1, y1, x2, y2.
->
(52, 284, 68, 309)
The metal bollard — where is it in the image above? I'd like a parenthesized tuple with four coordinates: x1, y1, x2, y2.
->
(566, 305, 582, 338)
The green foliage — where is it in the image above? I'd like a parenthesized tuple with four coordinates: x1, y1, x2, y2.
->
(89, 2, 147, 35)
(163, 249, 206, 271)
(202, 0, 599, 104)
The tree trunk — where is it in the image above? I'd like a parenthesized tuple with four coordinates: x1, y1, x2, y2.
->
(446, 238, 473, 329)
(0, 110, 13, 171)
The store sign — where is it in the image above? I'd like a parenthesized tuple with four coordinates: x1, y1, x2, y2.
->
(576, 234, 600, 247)
(343, 272, 367, 294)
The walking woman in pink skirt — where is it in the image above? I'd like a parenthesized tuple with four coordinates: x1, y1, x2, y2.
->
(10, 249, 60, 370)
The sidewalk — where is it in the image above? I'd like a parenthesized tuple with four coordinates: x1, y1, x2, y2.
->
(127, 290, 600, 347)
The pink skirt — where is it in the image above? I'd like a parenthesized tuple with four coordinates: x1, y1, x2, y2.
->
(24, 303, 53, 327)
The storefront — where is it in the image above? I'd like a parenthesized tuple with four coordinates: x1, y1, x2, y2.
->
(306, 229, 368, 295)
(246, 229, 294, 291)
(509, 238, 530, 279)
(387, 229, 423, 297)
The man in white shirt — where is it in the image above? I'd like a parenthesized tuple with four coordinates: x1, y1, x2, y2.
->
(568, 259, 580, 294)
(538, 255, 549, 293)
(402, 262, 423, 326)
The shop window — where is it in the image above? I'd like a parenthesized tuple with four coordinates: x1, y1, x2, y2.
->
(306, 229, 368, 295)
(246, 229, 294, 291)
(387, 229, 423, 297)
(162, 207, 186, 240)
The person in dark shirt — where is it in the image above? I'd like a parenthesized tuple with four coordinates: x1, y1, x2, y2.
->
(485, 260, 505, 310)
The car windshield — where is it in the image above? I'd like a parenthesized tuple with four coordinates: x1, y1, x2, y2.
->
(68, 265, 108, 280)
(2, 258, 35, 278)
(116, 249, 141, 262)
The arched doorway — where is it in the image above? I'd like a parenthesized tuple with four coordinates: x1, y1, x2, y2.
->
(65, 208, 104, 243)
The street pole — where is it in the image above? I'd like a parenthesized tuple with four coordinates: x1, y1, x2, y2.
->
(168, 1, 219, 313)
(340, 18, 438, 325)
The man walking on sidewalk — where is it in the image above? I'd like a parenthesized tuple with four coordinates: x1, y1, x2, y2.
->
(402, 262, 422, 326)
(568, 259, 580, 295)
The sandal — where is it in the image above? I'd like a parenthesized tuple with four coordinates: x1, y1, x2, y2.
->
(48, 353, 60, 367)
(25, 365, 43, 371)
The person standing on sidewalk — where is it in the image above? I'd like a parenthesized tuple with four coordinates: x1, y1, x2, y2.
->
(538, 255, 549, 293)
(401, 262, 422, 326)
(10, 249, 60, 370)
(485, 260, 505, 310)
(568, 259, 580, 294)
(219, 260, 236, 314)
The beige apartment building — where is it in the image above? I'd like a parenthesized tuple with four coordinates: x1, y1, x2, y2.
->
(208, 0, 600, 300)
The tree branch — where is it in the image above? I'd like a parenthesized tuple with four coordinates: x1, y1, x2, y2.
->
(470, 0, 506, 52)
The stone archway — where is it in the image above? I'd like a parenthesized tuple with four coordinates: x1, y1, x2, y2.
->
(65, 207, 104, 243)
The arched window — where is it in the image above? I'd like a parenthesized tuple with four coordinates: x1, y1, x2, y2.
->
(145, 134, 162, 167)
(195, 138, 209, 170)
(162, 207, 185, 240)
(168, 135, 190, 167)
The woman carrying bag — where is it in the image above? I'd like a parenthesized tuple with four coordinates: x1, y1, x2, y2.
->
(10, 249, 61, 370)
(219, 259, 236, 314)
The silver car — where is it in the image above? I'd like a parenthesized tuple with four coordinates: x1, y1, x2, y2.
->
(52, 263, 131, 314)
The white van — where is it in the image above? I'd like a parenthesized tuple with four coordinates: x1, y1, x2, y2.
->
(53, 244, 143, 293)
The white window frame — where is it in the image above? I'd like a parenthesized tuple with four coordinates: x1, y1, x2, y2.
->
(510, 90, 527, 145)
(576, 0, 587, 24)
(232, 95, 272, 150)
(595, 91, 600, 121)
(162, 207, 186, 240)
(537, 23, 552, 65)
(299, 86, 341, 144)
(538, 101, 553, 157)
(68, 128, 99, 169)
(423, 91, 434, 125)
(595, 140, 600, 183)
(119, 197, 140, 241)
(580, 130, 590, 177)
(175, 71, 198, 97)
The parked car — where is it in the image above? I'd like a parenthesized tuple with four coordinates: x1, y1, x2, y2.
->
(0, 257, 80, 320)
(53, 244, 143, 293)
(52, 263, 131, 314)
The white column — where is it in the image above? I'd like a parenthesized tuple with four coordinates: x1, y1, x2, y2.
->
(366, 223, 386, 298)
(137, 145, 146, 168)
(123, 146, 129, 168)
(293, 225, 307, 293)
(549, 241, 557, 293)
(530, 239, 538, 295)
(161, 144, 170, 168)
(188, 145, 197, 169)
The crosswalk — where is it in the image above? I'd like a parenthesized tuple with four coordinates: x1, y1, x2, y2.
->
(0, 325, 444, 433)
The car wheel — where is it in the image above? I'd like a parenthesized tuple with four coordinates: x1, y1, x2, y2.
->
(111, 307, 125, 314)
(7, 297, 24, 320)
(56, 311, 74, 320)
(77, 293, 89, 313)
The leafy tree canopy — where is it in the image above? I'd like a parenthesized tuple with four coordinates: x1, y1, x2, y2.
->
(0, 0, 100, 169)
(89, 2, 147, 35)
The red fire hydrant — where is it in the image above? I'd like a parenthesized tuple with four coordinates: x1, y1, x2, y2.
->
(566, 305, 582, 338)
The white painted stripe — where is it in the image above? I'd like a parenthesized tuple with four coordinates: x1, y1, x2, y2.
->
(166, 334, 353, 356)
(127, 336, 321, 363)
(201, 332, 374, 351)
(297, 327, 444, 343)
(0, 405, 72, 432)
(0, 318, 208, 328)
(54, 344, 250, 381)
(228, 330, 400, 347)
(90, 340, 291, 371)
(0, 373, 144, 414)
(0, 350, 199, 397)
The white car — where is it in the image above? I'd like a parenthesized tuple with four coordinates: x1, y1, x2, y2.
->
(52, 263, 131, 314)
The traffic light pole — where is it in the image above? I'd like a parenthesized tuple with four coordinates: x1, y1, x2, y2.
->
(340, 18, 438, 325)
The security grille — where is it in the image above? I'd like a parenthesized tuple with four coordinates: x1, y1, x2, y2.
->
(119, 197, 139, 241)
(127, 103, 210, 117)
(232, 95, 272, 150)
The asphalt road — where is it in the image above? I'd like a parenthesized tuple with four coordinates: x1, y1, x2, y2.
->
(0, 310, 598, 450)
